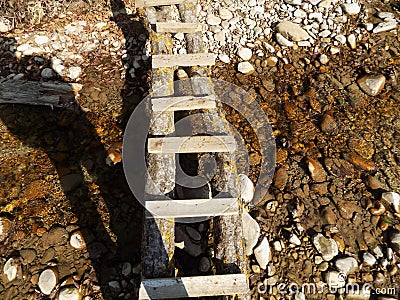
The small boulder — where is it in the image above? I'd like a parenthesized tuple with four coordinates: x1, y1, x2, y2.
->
(357, 75, 385, 96)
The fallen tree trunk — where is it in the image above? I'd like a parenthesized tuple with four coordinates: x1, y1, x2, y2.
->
(0, 80, 82, 107)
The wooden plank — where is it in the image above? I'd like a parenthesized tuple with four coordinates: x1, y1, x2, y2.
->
(152, 53, 216, 68)
(146, 198, 238, 218)
(151, 95, 217, 111)
(139, 274, 249, 299)
(136, 0, 194, 8)
(148, 136, 236, 153)
(156, 22, 205, 33)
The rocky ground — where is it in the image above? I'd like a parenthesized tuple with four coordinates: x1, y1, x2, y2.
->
(1, 0, 400, 299)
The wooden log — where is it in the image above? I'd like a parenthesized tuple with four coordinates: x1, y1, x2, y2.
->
(0, 81, 82, 107)
(146, 198, 239, 218)
(141, 5, 178, 279)
(155, 22, 205, 33)
(152, 53, 216, 68)
(148, 136, 236, 153)
(151, 95, 216, 111)
(178, 1, 249, 284)
(139, 274, 249, 299)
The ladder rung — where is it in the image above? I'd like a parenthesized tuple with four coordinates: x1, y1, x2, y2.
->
(152, 95, 217, 111)
(146, 198, 238, 218)
(139, 274, 249, 299)
(156, 22, 205, 33)
(152, 53, 216, 68)
(147, 136, 236, 153)
(135, 0, 194, 7)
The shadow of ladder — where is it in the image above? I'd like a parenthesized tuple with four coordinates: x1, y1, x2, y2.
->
(135, 0, 250, 299)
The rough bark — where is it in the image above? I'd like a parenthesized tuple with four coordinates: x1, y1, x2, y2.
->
(0, 80, 81, 107)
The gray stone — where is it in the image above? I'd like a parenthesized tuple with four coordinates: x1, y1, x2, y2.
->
(121, 262, 131, 276)
(357, 75, 385, 96)
(334, 257, 358, 274)
(185, 226, 201, 242)
(254, 237, 271, 269)
(175, 226, 202, 257)
(20, 249, 36, 264)
(41, 68, 54, 79)
(363, 252, 376, 266)
(198, 257, 211, 272)
(276, 21, 310, 42)
(242, 209, 260, 255)
(312, 233, 338, 261)
(60, 174, 82, 192)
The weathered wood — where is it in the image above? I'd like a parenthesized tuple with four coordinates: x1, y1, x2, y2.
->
(146, 198, 238, 218)
(152, 95, 216, 111)
(141, 5, 177, 279)
(139, 274, 249, 299)
(148, 135, 236, 153)
(152, 53, 216, 68)
(136, 0, 194, 8)
(0, 81, 82, 107)
(155, 22, 205, 33)
(178, 2, 249, 286)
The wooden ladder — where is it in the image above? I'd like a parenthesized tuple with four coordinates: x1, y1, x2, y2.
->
(136, 0, 249, 298)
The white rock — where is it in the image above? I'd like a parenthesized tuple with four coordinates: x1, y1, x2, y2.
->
(219, 8, 233, 20)
(294, 292, 306, 300)
(237, 62, 255, 74)
(357, 74, 385, 96)
(382, 192, 400, 213)
(59, 286, 81, 300)
(38, 269, 58, 295)
(13, 73, 24, 80)
(363, 252, 376, 266)
(214, 31, 225, 42)
(68, 66, 82, 80)
(273, 240, 283, 252)
(121, 262, 132, 276)
(318, 0, 334, 8)
(206, 15, 221, 26)
(335, 34, 347, 44)
(289, 233, 301, 246)
(297, 41, 311, 47)
(70, 231, 86, 250)
(276, 20, 310, 41)
(319, 54, 329, 64)
(3, 258, 18, 282)
(319, 30, 331, 38)
(390, 231, 400, 252)
(342, 3, 361, 15)
(41, 68, 54, 79)
(276, 33, 294, 47)
(294, 9, 307, 18)
(365, 23, 374, 31)
(242, 209, 260, 255)
(284, 0, 302, 5)
(0, 19, 12, 33)
(373, 22, 398, 34)
(334, 257, 358, 274)
(237, 48, 253, 61)
(312, 233, 338, 261)
(347, 34, 356, 49)
(174, 32, 184, 41)
(372, 245, 384, 258)
(324, 271, 346, 289)
(35, 35, 49, 45)
(219, 54, 230, 63)
(239, 174, 254, 203)
(330, 47, 340, 54)
(309, 0, 322, 5)
(254, 237, 271, 269)
(377, 12, 395, 20)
